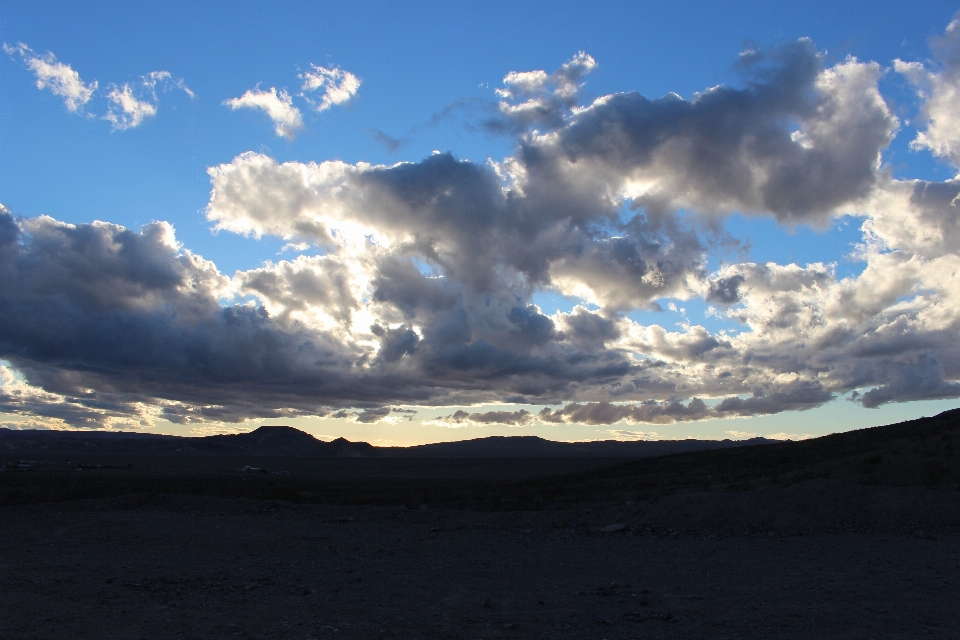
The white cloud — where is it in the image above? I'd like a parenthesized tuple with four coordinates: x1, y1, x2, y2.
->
(4, 43, 191, 130)
(300, 64, 360, 112)
(104, 84, 157, 130)
(493, 51, 597, 132)
(4, 42, 97, 112)
(895, 12, 960, 168)
(144, 70, 194, 99)
(104, 71, 193, 131)
(223, 87, 304, 139)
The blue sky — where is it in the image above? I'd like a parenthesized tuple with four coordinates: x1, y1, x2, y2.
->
(1, 1, 960, 444)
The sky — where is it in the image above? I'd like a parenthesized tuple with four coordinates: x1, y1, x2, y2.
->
(2, 1, 960, 445)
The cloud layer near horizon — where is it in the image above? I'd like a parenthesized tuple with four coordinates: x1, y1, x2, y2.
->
(3, 20, 960, 430)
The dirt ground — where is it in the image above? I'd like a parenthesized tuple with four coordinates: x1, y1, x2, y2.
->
(2, 491, 958, 640)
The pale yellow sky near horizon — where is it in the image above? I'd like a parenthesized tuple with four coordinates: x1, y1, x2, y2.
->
(67, 396, 960, 447)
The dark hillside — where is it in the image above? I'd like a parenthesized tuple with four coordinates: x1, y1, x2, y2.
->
(0, 409, 957, 517)
(516, 408, 960, 507)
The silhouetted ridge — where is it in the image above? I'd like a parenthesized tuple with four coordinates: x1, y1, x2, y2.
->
(392, 435, 775, 458)
(232, 426, 322, 451)
(3, 408, 957, 458)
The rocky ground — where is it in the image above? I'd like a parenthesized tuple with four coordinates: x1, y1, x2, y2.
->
(2, 488, 958, 640)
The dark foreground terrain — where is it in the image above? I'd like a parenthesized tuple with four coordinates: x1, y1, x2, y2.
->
(2, 410, 959, 639)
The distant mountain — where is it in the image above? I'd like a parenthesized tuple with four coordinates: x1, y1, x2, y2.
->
(379, 435, 776, 458)
(0, 426, 379, 457)
(0, 424, 776, 458)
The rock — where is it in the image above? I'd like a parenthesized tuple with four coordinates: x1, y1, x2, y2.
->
(601, 523, 626, 533)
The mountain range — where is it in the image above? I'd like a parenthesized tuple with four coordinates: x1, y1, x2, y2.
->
(0, 425, 775, 458)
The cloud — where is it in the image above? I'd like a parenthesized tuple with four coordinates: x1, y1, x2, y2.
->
(554, 42, 897, 224)
(222, 64, 357, 138)
(895, 12, 960, 167)
(490, 51, 597, 133)
(354, 407, 393, 423)
(856, 355, 960, 408)
(105, 84, 157, 130)
(300, 64, 360, 112)
(224, 87, 304, 139)
(607, 429, 661, 441)
(144, 70, 194, 99)
(427, 408, 534, 427)
(538, 399, 711, 425)
(369, 129, 411, 152)
(0, 365, 142, 429)
(104, 71, 194, 131)
(537, 381, 831, 426)
(713, 382, 833, 416)
(4, 21, 960, 429)
(4, 42, 97, 112)
(5, 43, 191, 130)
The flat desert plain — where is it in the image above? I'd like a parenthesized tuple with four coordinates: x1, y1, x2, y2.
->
(2, 411, 959, 639)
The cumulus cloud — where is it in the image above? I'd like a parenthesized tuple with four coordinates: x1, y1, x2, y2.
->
(555, 42, 897, 224)
(4, 21, 960, 429)
(4, 42, 97, 112)
(300, 64, 360, 112)
(896, 12, 960, 167)
(490, 51, 597, 133)
(224, 87, 304, 139)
